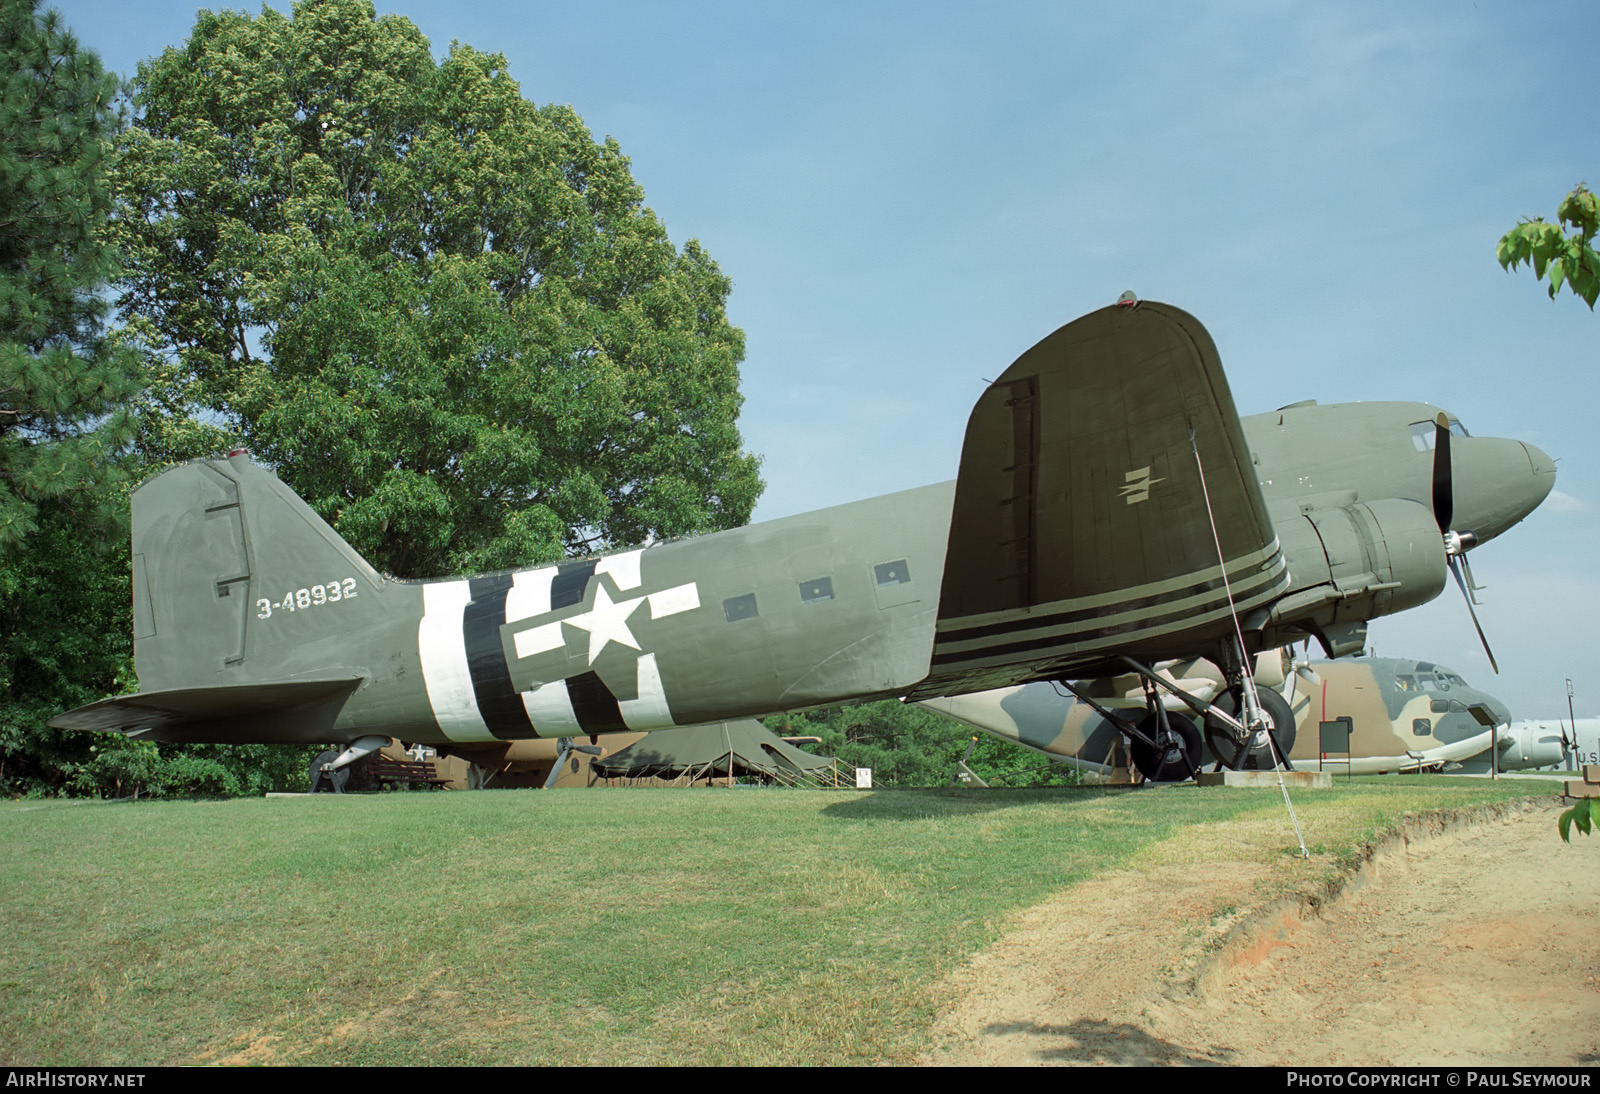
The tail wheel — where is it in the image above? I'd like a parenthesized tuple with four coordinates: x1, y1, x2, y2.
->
(1130, 713, 1202, 782)
(1205, 686, 1296, 770)
(308, 748, 348, 794)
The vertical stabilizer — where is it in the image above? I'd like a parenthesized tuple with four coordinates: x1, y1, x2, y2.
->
(132, 452, 386, 693)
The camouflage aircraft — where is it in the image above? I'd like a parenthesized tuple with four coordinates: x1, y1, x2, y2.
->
(922, 653, 1563, 779)
(51, 299, 1557, 786)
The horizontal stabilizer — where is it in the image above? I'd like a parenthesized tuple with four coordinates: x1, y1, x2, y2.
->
(49, 678, 364, 744)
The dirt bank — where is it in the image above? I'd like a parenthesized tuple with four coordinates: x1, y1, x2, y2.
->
(923, 798, 1600, 1066)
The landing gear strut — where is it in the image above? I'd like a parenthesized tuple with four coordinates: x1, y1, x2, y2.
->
(308, 748, 348, 793)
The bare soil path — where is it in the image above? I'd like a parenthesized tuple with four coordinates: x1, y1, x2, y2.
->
(922, 798, 1600, 1066)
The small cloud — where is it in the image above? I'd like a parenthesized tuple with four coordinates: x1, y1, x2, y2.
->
(1547, 490, 1587, 513)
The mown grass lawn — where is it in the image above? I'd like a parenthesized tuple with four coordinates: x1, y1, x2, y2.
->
(0, 777, 1551, 1066)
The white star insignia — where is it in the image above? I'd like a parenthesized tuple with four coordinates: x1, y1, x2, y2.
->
(564, 582, 646, 664)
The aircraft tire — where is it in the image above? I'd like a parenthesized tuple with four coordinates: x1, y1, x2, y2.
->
(1130, 713, 1202, 782)
(308, 748, 348, 794)
(1205, 686, 1296, 770)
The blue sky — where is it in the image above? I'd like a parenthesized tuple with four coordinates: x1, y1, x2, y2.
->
(52, 0, 1598, 719)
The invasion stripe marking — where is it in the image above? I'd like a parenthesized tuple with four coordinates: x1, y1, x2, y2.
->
(931, 576, 1289, 665)
(595, 548, 643, 591)
(619, 653, 676, 730)
(567, 671, 628, 734)
(930, 575, 1290, 667)
(934, 563, 1288, 655)
(464, 574, 537, 739)
(522, 679, 581, 737)
(418, 580, 494, 742)
(551, 560, 598, 610)
(937, 541, 1284, 633)
(937, 549, 1284, 645)
(505, 565, 558, 622)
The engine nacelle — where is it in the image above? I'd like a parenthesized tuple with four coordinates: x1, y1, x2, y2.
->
(1262, 498, 1447, 655)
(1498, 725, 1566, 770)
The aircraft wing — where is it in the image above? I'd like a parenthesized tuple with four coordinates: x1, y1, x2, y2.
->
(1339, 729, 1497, 775)
(49, 677, 364, 744)
(917, 300, 1288, 696)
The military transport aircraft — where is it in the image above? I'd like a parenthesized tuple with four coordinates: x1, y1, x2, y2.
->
(51, 299, 1557, 787)
(921, 654, 1565, 780)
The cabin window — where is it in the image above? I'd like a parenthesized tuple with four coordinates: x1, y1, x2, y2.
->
(799, 577, 834, 604)
(1413, 718, 1433, 736)
(875, 560, 911, 586)
(1409, 418, 1469, 452)
(723, 593, 758, 622)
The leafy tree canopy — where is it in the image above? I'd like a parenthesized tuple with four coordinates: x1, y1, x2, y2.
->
(0, 0, 139, 554)
(115, 0, 761, 578)
(1497, 183, 1600, 310)
(768, 699, 1083, 789)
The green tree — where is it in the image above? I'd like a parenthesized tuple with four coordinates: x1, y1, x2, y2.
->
(0, 0, 144, 795)
(0, 492, 133, 793)
(1497, 183, 1600, 310)
(0, 0, 139, 554)
(113, 0, 761, 579)
(768, 700, 1082, 788)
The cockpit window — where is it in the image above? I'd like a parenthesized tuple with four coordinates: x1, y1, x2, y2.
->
(1409, 418, 1469, 452)
(1394, 675, 1416, 692)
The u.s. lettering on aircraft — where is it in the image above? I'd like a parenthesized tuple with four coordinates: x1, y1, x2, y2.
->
(53, 298, 1557, 786)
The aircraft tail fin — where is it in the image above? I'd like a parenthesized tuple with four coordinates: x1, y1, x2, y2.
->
(129, 451, 388, 696)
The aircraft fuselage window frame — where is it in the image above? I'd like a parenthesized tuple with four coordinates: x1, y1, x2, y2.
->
(874, 560, 911, 586)
(723, 593, 758, 622)
(799, 578, 834, 604)
(1413, 718, 1433, 736)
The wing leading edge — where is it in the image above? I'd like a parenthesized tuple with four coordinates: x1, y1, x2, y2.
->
(918, 300, 1287, 696)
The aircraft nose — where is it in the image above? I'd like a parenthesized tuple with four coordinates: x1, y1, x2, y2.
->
(1522, 440, 1557, 481)
(1449, 437, 1557, 546)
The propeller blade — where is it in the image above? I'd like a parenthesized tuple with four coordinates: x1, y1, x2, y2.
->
(1448, 555, 1499, 674)
(1432, 412, 1453, 534)
(544, 738, 574, 789)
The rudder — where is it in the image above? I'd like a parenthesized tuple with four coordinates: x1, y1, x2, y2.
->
(132, 451, 385, 693)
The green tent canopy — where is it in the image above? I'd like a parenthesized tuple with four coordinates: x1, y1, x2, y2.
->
(589, 719, 844, 786)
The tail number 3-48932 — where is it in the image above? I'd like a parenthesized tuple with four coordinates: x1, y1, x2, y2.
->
(255, 578, 358, 619)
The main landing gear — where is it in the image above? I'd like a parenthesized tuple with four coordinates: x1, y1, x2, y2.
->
(1204, 685, 1296, 770)
(308, 748, 348, 793)
(1058, 652, 1297, 783)
(1129, 708, 1202, 782)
